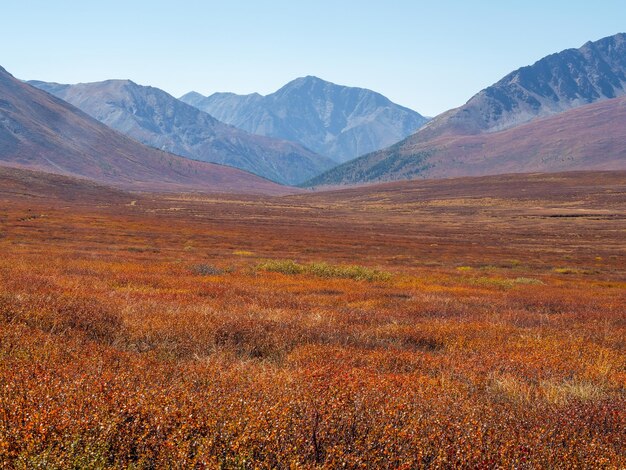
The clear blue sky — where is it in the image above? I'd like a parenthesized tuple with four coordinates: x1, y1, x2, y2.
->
(1, 1, 624, 116)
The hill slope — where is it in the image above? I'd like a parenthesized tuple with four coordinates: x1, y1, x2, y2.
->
(180, 76, 427, 163)
(0, 66, 289, 195)
(421, 32, 626, 139)
(0, 166, 131, 203)
(306, 96, 626, 185)
(29, 79, 333, 185)
(308, 33, 626, 185)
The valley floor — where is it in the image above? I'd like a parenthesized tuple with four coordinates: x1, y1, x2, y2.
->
(0, 170, 624, 467)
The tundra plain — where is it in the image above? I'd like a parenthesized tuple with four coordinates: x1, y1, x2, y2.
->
(0, 169, 624, 468)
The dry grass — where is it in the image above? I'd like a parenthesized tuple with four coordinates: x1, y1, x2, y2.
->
(541, 379, 607, 405)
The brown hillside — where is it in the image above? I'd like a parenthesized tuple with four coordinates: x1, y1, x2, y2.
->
(309, 96, 626, 185)
(0, 66, 291, 195)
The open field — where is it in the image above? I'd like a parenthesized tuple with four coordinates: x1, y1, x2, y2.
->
(0, 169, 624, 468)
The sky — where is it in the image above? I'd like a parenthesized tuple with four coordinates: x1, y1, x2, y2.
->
(1, 1, 625, 116)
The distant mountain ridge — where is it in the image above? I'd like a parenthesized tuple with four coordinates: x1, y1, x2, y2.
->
(306, 96, 626, 186)
(29, 79, 334, 185)
(0, 65, 289, 195)
(419, 32, 626, 139)
(308, 33, 626, 186)
(180, 76, 428, 163)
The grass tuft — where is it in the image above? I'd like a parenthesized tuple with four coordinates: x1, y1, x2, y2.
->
(541, 379, 606, 405)
(513, 277, 545, 285)
(233, 250, 254, 256)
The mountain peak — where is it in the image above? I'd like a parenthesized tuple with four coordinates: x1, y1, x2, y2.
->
(0, 65, 288, 194)
(179, 90, 205, 101)
(289, 75, 326, 85)
(307, 32, 626, 186)
(29, 78, 333, 186)
(276, 75, 333, 94)
(413, 31, 626, 140)
(92, 78, 140, 91)
(181, 77, 427, 163)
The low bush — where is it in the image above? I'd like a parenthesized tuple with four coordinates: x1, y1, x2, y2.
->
(256, 260, 304, 275)
(191, 264, 225, 276)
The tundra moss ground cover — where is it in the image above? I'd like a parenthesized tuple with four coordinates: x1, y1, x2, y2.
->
(0, 172, 624, 468)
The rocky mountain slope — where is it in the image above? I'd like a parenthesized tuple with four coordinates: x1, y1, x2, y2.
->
(180, 76, 427, 163)
(0, 66, 289, 195)
(29, 79, 333, 185)
(306, 95, 626, 186)
(420, 32, 626, 139)
(307, 33, 626, 185)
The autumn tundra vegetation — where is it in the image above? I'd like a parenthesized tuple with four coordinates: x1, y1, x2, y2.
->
(0, 168, 624, 468)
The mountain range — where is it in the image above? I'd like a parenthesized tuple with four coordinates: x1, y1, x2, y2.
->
(306, 95, 626, 185)
(0, 66, 288, 195)
(180, 76, 428, 163)
(2, 33, 626, 192)
(308, 33, 626, 186)
(29, 79, 333, 185)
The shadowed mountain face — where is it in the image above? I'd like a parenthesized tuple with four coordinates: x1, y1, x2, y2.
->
(29, 80, 334, 185)
(180, 76, 428, 163)
(0, 66, 290, 195)
(307, 33, 626, 186)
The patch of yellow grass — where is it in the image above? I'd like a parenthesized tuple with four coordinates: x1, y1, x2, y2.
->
(489, 375, 533, 403)
(553, 267, 595, 275)
(541, 379, 605, 405)
(257, 260, 392, 282)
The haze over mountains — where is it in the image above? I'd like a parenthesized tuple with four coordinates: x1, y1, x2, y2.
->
(29, 79, 333, 185)
(180, 76, 428, 163)
(0, 66, 288, 195)
(309, 33, 626, 186)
